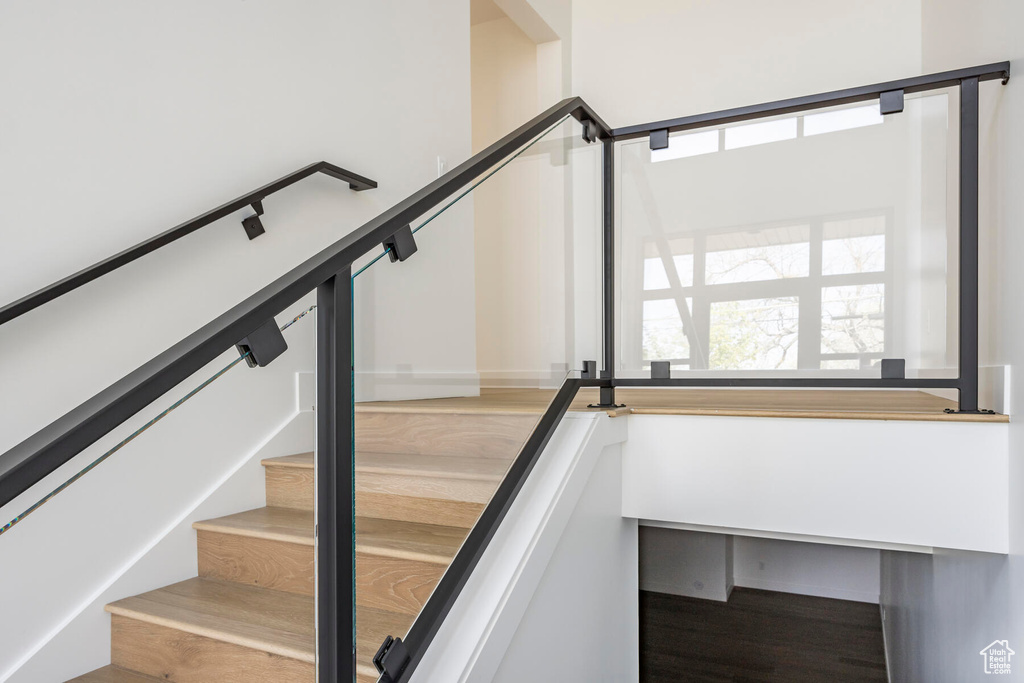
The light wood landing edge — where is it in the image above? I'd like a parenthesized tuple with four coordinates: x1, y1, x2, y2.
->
(356, 388, 1007, 423)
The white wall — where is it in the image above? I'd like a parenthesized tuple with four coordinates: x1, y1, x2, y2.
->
(623, 414, 1009, 553)
(491, 444, 638, 683)
(0, 1, 473, 680)
(639, 527, 733, 601)
(639, 527, 880, 604)
(733, 536, 880, 604)
(572, 0, 922, 128)
(410, 414, 637, 683)
(878, 2, 1024, 681)
(470, 2, 601, 388)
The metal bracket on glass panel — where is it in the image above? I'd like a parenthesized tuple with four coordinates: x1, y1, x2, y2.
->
(373, 635, 410, 682)
(649, 129, 669, 151)
(651, 361, 671, 379)
(241, 199, 266, 240)
(581, 118, 600, 144)
(235, 317, 287, 368)
(383, 224, 418, 263)
(880, 358, 906, 379)
(879, 89, 905, 115)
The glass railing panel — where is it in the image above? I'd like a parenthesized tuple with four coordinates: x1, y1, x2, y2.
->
(617, 88, 959, 382)
(350, 116, 602, 672)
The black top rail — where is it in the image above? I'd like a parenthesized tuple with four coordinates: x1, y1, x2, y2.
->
(611, 62, 1010, 141)
(0, 161, 378, 326)
(0, 96, 609, 510)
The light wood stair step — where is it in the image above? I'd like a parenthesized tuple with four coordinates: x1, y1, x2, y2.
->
(104, 577, 412, 683)
(264, 451, 511, 527)
(68, 666, 166, 682)
(193, 508, 468, 609)
(193, 507, 313, 595)
(355, 410, 536, 458)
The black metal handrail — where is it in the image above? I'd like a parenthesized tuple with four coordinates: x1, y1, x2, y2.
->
(611, 62, 1010, 140)
(0, 97, 609, 511)
(0, 161, 378, 325)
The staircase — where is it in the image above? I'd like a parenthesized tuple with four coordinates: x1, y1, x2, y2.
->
(69, 407, 539, 683)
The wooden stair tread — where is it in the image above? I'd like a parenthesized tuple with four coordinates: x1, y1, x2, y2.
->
(356, 516, 468, 564)
(103, 578, 413, 679)
(264, 451, 513, 481)
(260, 452, 314, 469)
(194, 507, 468, 565)
(105, 578, 314, 662)
(67, 665, 165, 682)
(193, 506, 313, 546)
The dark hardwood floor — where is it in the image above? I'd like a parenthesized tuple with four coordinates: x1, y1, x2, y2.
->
(640, 588, 888, 683)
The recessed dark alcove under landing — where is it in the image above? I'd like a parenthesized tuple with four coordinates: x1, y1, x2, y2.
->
(640, 588, 888, 683)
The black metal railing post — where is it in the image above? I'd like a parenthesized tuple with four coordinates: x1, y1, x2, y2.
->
(597, 137, 618, 407)
(958, 76, 980, 412)
(316, 268, 355, 683)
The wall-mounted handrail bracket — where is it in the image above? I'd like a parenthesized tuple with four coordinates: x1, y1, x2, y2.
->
(879, 89, 905, 115)
(383, 224, 418, 263)
(235, 317, 287, 368)
(374, 635, 410, 682)
(649, 129, 670, 151)
(241, 199, 267, 240)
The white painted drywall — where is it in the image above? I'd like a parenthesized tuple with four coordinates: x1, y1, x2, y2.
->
(470, 7, 601, 388)
(622, 414, 1009, 553)
(410, 413, 638, 683)
(0, 2, 474, 679)
(490, 443, 638, 683)
(878, 2, 1024, 681)
(640, 527, 881, 604)
(639, 526, 733, 601)
(571, 0, 923, 127)
(733, 536, 880, 604)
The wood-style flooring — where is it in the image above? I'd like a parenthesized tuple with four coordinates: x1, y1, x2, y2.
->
(362, 387, 1007, 423)
(640, 588, 888, 683)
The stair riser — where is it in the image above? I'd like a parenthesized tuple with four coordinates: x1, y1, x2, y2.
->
(197, 531, 447, 616)
(111, 616, 313, 683)
(197, 531, 313, 596)
(265, 468, 499, 528)
(356, 412, 535, 458)
(356, 490, 485, 529)
(266, 467, 314, 511)
(355, 553, 446, 616)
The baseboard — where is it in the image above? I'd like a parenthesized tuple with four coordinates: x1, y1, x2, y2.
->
(733, 576, 879, 604)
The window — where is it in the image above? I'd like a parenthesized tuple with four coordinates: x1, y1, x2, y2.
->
(637, 212, 889, 371)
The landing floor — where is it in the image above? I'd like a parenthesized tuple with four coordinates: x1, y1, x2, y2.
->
(361, 388, 1007, 423)
(640, 588, 888, 683)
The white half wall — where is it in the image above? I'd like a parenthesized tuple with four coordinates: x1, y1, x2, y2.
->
(410, 413, 638, 683)
(622, 414, 1009, 553)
